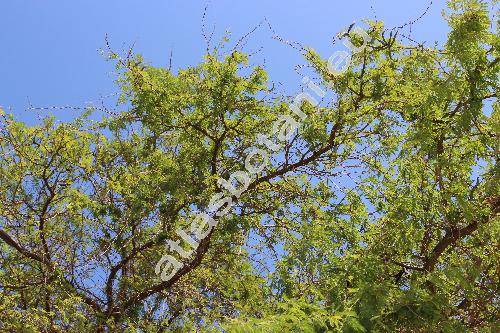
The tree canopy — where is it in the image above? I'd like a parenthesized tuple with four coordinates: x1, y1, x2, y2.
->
(0, 0, 498, 332)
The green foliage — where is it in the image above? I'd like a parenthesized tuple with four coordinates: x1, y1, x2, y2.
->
(0, 0, 498, 332)
(224, 299, 366, 333)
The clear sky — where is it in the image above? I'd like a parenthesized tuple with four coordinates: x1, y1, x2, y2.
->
(0, 1, 449, 123)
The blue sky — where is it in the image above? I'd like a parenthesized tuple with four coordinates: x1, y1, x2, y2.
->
(0, 0, 454, 287)
(0, 1, 448, 123)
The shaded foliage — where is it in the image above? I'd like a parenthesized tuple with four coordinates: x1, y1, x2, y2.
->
(0, 0, 498, 332)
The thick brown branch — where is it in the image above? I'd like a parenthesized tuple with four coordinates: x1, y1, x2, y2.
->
(423, 196, 499, 272)
(0, 228, 49, 265)
(114, 120, 345, 317)
(0, 229, 103, 314)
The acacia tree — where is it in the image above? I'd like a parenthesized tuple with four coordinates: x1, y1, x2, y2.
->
(0, 0, 498, 332)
